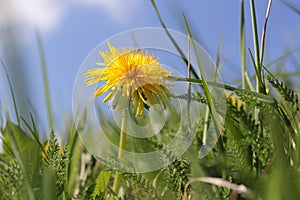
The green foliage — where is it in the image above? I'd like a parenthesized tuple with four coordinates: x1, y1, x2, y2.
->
(176, 92, 207, 104)
(162, 159, 191, 200)
(0, 120, 102, 200)
(84, 171, 111, 200)
(267, 75, 299, 113)
(42, 130, 68, 197)
(123, 172, 160, 200)
(0, 156, 24, 200)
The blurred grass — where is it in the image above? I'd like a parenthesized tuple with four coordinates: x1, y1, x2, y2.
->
(36, 32, 54, 129)
(283, 1, 300, 15)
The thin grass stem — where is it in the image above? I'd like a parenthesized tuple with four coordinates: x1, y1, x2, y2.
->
(111, 110, 127, 199)
(240, 0, 247, 89)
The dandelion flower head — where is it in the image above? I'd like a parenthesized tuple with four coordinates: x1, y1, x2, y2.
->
(84, 42, 173, 116)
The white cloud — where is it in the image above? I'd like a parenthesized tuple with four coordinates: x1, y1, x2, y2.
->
(0, 0, 63, 32)
(75, 0, 141, 24)
(0, 0, 142, 35)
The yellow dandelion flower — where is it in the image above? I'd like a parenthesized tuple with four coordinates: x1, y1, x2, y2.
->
(84, 42, 173, 116)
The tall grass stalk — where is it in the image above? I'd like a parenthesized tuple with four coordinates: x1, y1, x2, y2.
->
(249, 0, 263, 94)
(260, 0, 272, 65)
(36, 32, 53, 129)
(240, 0, 247, 90)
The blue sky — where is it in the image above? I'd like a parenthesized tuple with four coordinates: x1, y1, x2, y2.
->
(0, 0, 299, 133)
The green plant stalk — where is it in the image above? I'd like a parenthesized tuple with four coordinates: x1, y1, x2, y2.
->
(183, 15, 221, 139)
(64, 109, 80, 198)
(240, 0, 246, 90)
(36, 32, 53, 129)
(111, 111, 127, 199)
(250, 0, 264, 94)
(187, 34, 192, 126)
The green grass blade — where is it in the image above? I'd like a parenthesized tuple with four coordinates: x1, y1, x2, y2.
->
(36, 32, 53, 129)
(260, 0, 272, 65)
(250, 0, 260, 67)
(187, 35, 192, 125)
(240, 0, 246, 89)
(150, 0, 200, 79)
(0, 60, 20, 126)
(248, 49, 265, 90)
(250, 0, 265, 94)
(182, 16, 215, 110)
(20, 114, 43, 150)
(183, 15, 222, 149)
(171, 76, 275, 104)
(5, 122, 39, 200)
(237, 16, 255, 92)
(30, 112, 38, 136)
(64, 111, 81, 198)
(215, 31, 223, 69)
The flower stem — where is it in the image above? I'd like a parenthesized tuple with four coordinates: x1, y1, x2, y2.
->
(111, 111, 127, 199)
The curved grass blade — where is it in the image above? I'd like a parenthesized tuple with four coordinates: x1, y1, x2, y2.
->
(150, 0, 200, 80)
(20, 114, 43, 150)
(0, 60, 20, 126)
(171, 76, 275, 105)
(183, 15, 222, 151)
(260, 0, 272, 65)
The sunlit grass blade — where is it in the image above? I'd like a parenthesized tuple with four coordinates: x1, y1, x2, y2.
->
(150, 0, 200, 79)
(183, 15, 222, 149)
(240, 0, 246, 89)
(36, 32, 53, 129)
(0, 60, 20, 126)
(249, 0, 260, 68)
(250, 0, 266, 94)
(183, 16, 215, 110)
